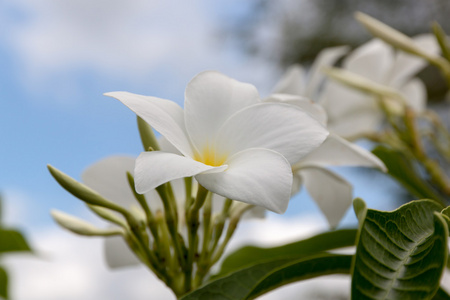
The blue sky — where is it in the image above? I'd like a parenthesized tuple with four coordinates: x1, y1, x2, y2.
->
(0, 0, 280, 227)
(0, 1, 409, 299)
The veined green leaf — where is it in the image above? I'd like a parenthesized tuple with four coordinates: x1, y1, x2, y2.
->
(432, 287, 450, 300)
(246, 254, 352, 299)
(214, 229, 357, 278)
(372, 146, 445, 204)
(181, 254, 352, 300)
(0, 229, 32, 253)
(351, 199, 449, 300)
(0, 265, 7, 300)
(442, 206, 450, 228)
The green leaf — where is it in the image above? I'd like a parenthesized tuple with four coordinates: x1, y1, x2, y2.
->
(0, 265, 8, 299)
(214, 229, 357, 278)
(351, 199, 449, 300)
(246, 254, 352, 299)
(181, 254, 352, 300)
(372, 146, 445, 204)
(432, 287, 450, 300)
(0, 229, 32, 253)
(442, 206, 450, 222)
(354, 198, 368, 223)
(441, 207, 450, 231)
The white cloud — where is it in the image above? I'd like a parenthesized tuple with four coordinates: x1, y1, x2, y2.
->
(4, 228, 174, 300)
(0, 0, 277, 100)
(2, 0, 210, 74)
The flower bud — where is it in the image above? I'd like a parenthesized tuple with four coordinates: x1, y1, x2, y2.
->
(325, 68, 403, 101)
(355, 12, 450, 77)
(87, 205, 127, 228)
(355, 12, 437, 61)
(51, 210, 124, 236)
(48, 164, 127, 214)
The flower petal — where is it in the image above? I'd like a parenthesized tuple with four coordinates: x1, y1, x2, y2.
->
(216, 103, 329, 164)
(390, 34, 439, 88)
(81, 156, 137, 208)
(320, 80, 378, 122)
(321, 81, 382, 139)
(241, 205, 266, 220)
(135, 151, 223, 194)
(306, 45, 349, 98)
(327, 107, 382, 139)
(184, 71, 260, 152)
(271, 65, 306, 95)
(297, 133, 387, 171)
(159, 136, 182, 155)
(298, 165, 352, 228)
(104, 236, 140, 268)
(104, 91, 193, 157)
(81, 156, 163, 212)
(344, 39, 393, 84)
(400, 78, 426, 112)
(264, 94, 327, 126)
(195, 148, 293, 214)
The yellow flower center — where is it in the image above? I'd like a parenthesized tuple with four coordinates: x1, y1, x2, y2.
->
(194, 145, 227, 167)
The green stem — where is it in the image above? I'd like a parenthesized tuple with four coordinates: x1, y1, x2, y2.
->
(185, 185, 209, 293)
(124, 218, 168, 284)
(200, 193, 212, 260)
(210, 205, 251, 266)
(154, 211, 173, 271)
(156, 184, 186, 269)
(126, 172, 159, 244)
(124, 233, 165, 280)
(193, 199, 233, 288)
(403, 108, 450, 199)
(184, 177, 193, 210)
(209, 199, 232, 255)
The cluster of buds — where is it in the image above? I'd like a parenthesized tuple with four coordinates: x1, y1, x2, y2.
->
(46, 11, 450, 299)
(325, 12, 450, 204)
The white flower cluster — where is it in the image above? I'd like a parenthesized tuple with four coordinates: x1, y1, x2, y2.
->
(48, 11, 450, 299)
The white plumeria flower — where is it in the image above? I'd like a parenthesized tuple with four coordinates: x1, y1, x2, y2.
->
(82, 154, 266, 268)
(320, 36, 438, 139)
(266, 94, 386, 228)
(272, 45, 349, 100)
(159, 136, 267, 220)
(105, 71, 328, 214)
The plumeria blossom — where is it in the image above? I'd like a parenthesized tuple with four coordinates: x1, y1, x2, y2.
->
(265, 93, 386, 227)
(272, 45, 349, 100)
(105, 71, 329, 214)
(320, 36, 438, 139)
(81, 140, 265, 268)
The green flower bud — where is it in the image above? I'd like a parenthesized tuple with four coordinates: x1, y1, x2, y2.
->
(51, 210, 124, 236)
